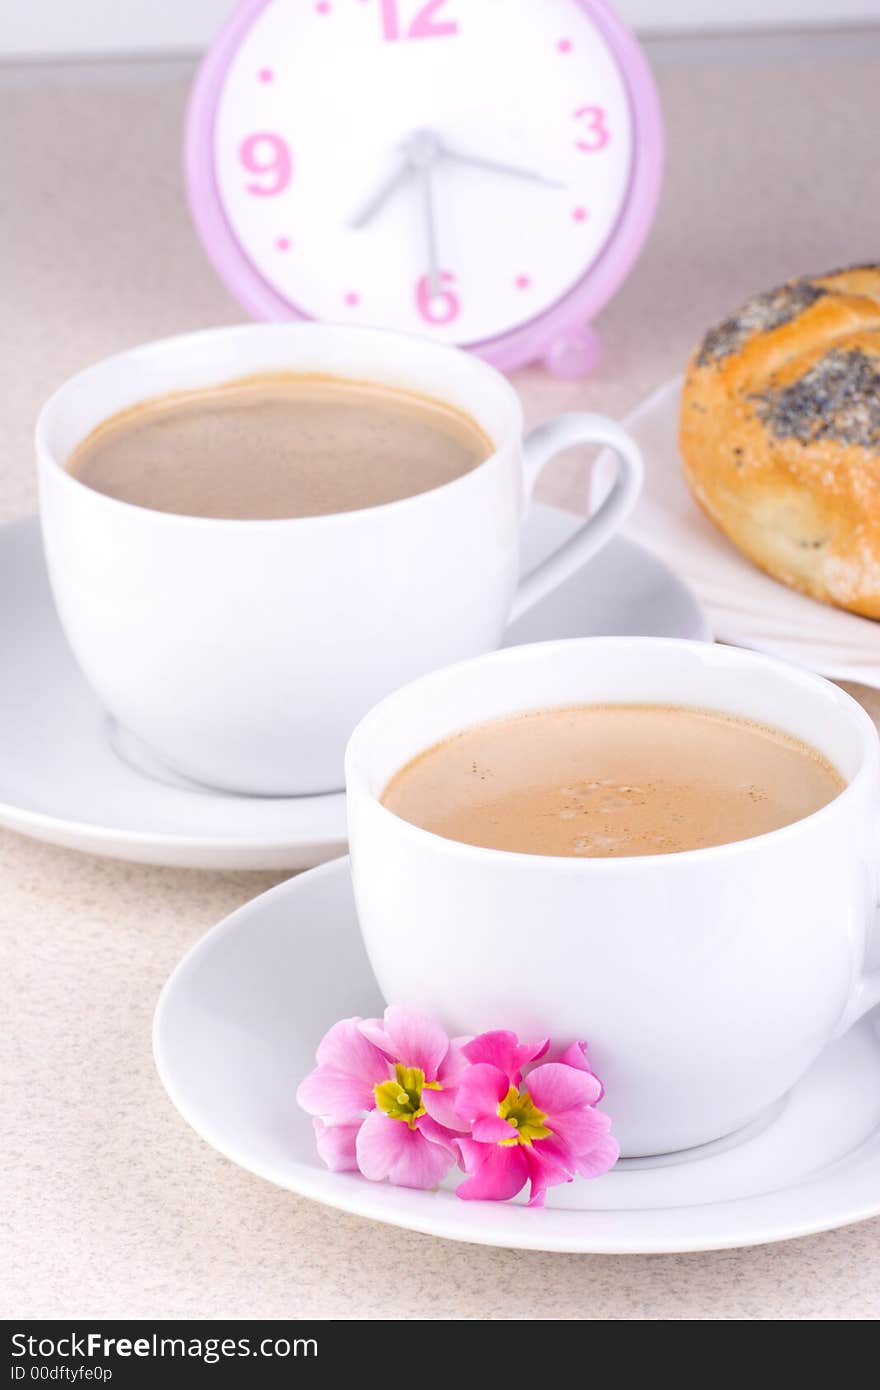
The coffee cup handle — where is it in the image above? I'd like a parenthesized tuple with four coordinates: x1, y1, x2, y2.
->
(833, 907, 880, 1038)
(508, 413, 644, 624)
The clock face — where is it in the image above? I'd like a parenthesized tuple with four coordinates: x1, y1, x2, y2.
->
(209, 0, 635, 347)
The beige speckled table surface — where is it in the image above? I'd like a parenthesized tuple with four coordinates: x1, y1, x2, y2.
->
(3, 29, 880, 1321)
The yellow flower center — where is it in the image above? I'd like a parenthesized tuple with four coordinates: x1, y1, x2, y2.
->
(498, 1086, 552, 1146)
(374, 1064, 440, 1129)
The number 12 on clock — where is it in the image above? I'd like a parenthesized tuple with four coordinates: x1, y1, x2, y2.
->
(379, 0, 459, 43)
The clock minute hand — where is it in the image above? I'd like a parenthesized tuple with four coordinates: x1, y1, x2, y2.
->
(442, 145, 565, 190)
(419, 163, 441, 299)
(403, 130, 444, 299)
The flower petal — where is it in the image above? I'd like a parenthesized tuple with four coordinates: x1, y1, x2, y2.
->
(391, 1131, 455, 1189)
(296, 1065, 378, 1122)
(356, 1110, 454, 1188)
(360, 1006, 450, 1081)
(454, 1063, 509, 1123)
(462, 1031, 550, 1084)
(421, 1085, 469, 1133)
(521, 1036, 551, 1068)
(415, 1113, 460, 1158)
(462, 1031, 522, 1074)
(437, 1038, 470, 1087)
(471, 1113, 519, 1144)
(316, 1017, 389, 1085)
(525, 1142, 574, 1208)
(382, 1005, 451, 1078)
(547, 1104, 613, 1156)
(355, 1109, 409, 1181)
(456, 1140, 529, 1202)
(541, 1130, 619, 1180)
(526, 1061, 603, 1116)
(557, 1040, 605, 1101)
(558, 1040, 589, 1071)
(356, 1018, 396, 1056)
(313, 1118, 360, 1172)
(570, 1133, 620, 1179)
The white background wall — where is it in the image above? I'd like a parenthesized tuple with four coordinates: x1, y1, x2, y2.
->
(2, 0, 878, 59)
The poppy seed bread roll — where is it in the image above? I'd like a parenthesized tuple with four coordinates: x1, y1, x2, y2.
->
(680, 265, 880, 618)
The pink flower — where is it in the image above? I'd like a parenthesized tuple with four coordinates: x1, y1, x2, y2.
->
(453, 1035, 618, 1207)
(461, 1028, 551, 1083)
(296, 1007, 466, 1190)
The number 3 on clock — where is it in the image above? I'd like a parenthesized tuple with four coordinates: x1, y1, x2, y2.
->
(574, 106, 610, 153)
(379, 1, 458, 42)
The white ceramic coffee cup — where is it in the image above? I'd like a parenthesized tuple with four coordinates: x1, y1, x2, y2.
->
(36, 324, 641, 795)
(346, 637, 880, 1157)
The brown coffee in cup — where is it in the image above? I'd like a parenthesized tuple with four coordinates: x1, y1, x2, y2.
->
(382, 704, 843, 857)
(67, 373, 492, 520)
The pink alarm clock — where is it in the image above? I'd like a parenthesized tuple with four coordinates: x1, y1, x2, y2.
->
(185, 0, 663, 376)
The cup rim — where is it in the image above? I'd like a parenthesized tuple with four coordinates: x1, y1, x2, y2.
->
(345, 636, 879, 871)
(34, 322, 524, 530)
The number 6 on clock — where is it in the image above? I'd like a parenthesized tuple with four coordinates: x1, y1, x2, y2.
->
(416, 271, 460, 325)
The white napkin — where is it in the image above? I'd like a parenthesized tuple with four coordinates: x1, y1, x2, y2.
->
(606, 377, 880, 688)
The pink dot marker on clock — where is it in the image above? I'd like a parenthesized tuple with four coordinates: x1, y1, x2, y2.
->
(572, 206, 588, 222)
(276, 236, 291, 252)
(257, 67, 274, 83)
(344, 292, 361, 307)
(515, 275, 531, 291)
(315, 1, 331, 12)
(557, 38, 573, 54)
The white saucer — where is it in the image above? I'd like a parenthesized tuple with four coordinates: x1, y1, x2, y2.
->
(154, 857, 880, 1253)
(0, 507, 709, 869)
(612, 377, 880, 688)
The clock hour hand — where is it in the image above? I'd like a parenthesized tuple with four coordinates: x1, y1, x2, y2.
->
(349, 129, 441, 231)
(349, 156, 413, 230)
(442, 145, 565, 190)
